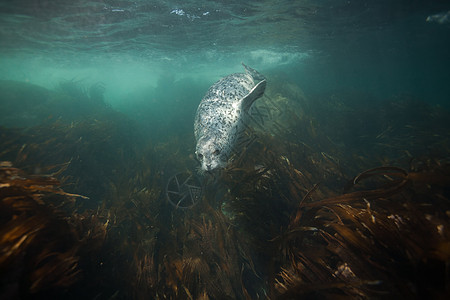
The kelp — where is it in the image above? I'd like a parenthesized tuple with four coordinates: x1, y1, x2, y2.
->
(1, 79, 450, 299)
(274, 160, 450, 299)
(0, 161, 106, 299)
(125, 188, 257, 299)
(0, 111, 143, 206)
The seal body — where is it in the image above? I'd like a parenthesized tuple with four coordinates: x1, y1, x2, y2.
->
(194, 64, 266, 172)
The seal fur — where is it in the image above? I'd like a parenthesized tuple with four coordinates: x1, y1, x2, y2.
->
(194, 63, 266, 172)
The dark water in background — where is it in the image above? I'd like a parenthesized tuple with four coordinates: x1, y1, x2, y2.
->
(1, 1, 450, 299)
(1, 0, 450, 108)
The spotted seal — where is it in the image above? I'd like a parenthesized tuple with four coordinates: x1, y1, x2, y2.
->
(194, 63, 266, 172)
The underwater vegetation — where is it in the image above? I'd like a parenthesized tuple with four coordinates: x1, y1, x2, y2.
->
(0, 78, 449, 299)
(0, 161, 107, 299)
(275, 162, 450, 299)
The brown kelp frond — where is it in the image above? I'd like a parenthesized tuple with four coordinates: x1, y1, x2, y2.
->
(134, 252, 156, 289)
(0, 214, 46, 265)
(276, 161, 450, 299)
(275, 252, 381, 299)
(0, 162, 105, 297)
(304, 162, 450, 210)
(182, 257, 211, 278)
(351, 166, 408, 186)
(303, 166, 410, 208)
(289, 182, 321, 229)
(186, 216, 224, 270)
(182, 212, 241, 298)
(0, 112, 143, 207)
(1, 161, 88, 201)
(30, 249, 81, 293)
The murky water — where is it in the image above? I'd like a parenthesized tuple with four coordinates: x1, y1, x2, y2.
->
(1, 1, 449, 299)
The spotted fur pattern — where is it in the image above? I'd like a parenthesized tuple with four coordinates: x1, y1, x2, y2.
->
(194, 65, 265, 172)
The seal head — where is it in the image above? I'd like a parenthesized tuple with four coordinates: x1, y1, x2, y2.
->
(195, 135, 225, 172)
(194, 63, 266, 173)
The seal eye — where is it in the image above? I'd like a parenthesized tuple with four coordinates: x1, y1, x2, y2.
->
(213, 149, 220, 156)
(197, 153, 203, 160)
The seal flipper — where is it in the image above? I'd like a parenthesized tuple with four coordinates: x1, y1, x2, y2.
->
(242, 63, 266, 81)
(241, 79, 266, 112)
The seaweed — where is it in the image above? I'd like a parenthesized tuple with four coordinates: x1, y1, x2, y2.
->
(0, 162, 106, 299)
(274, 160, 450, 299)
(1, 79, 449, 299)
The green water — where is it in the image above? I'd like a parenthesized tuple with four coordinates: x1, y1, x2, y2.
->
(1, 1, 450, 299)
(1, 0, 450, 110)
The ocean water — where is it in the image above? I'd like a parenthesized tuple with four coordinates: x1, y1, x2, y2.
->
(1, 1, 450, 299)
(1, 0, 450, 107)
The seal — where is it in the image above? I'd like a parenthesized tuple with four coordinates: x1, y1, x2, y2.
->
(194, 63, 266, 172)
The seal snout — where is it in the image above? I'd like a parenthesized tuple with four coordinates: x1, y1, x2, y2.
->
(201, 157, 220, 172)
